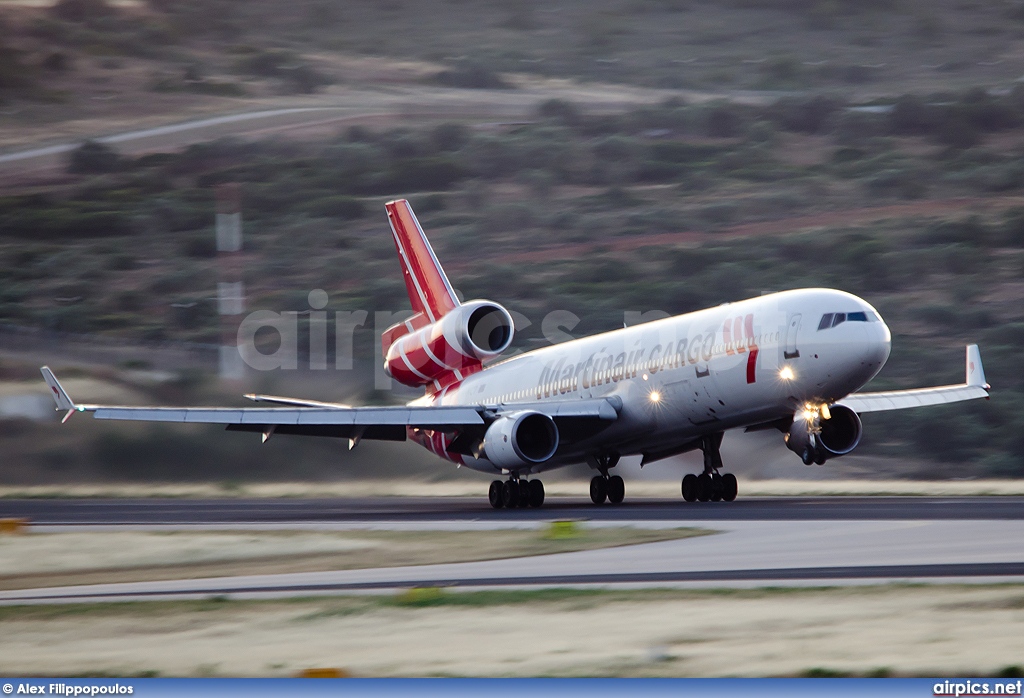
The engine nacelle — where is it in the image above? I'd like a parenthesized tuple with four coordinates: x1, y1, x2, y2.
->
(384, 300, 514, 387)
(483, 411, 559, 470)
(785, 404, 862, 465)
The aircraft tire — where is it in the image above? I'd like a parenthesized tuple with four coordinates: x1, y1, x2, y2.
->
(590, 475, 608, 504)
(518, 482, 531, 508)
(722, 473, 738, 502)
(607, 475, 625, 504)
(682, 474, 697, 502)
(488, 480, 504, 509)
(528, 479, 545, 508)
(710, 473, 723, 502)
(502, 480, 520, 509)
(696, 473, 712, 502)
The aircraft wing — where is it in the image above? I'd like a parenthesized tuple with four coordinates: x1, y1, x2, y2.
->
(40, 367, 619, 444)
(836, 344, 990, 414)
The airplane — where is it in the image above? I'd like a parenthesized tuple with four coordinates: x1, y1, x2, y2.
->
(41, 199, 991, 508)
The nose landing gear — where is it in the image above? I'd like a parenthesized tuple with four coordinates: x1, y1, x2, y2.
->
(681, 433, 738, 503)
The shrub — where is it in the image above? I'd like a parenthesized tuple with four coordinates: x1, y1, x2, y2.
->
(51, 0, 115, 23)
(306, 195, 366, 219)
(0, 42, 32, 91)
(431, 123, 469, 152)
(68, 140, 122, 174)
(770, 95, 844, 134)
(434, 63, 510, 89)
(889, 94, 938, 135)
(42, 52, 72, 72)
(536, 99, 581, 126)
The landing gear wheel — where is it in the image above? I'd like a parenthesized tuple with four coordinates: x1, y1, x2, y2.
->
(590, 475, 608, 504)
(528, 479, 545, 508)
(710, 473, 723, 502)
(695, 473, 712, 502)
(682, 474, 697, 502)
(502, 480, 520, 509)
(488, 480, 504, 509)
(721, 473, 738, 502)
(801, 447, 814, 466)
(518, 482, 531, 508)
(607, 475, 625, 504)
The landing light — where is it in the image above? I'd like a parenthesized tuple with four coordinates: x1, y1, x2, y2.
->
(649, 390, 661, 403)
(779, 366, 795, 381)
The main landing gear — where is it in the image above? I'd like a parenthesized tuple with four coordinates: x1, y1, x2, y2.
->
(681, 433, 738, 503)
(489, 478, 545, 509)
(588, 453, 624, 505)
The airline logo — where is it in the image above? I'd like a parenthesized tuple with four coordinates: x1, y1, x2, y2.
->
(723, 314, 759, 384)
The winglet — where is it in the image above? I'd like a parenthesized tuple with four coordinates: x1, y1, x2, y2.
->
(40, 366, 78, 422)
(966, 344, 989, 390)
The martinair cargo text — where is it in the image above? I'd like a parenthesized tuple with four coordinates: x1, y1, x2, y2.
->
(42, 200, 991, 508)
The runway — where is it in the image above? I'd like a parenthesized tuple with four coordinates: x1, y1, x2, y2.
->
(2, 497, 1022, 603)
(3, 495, 1023, 525)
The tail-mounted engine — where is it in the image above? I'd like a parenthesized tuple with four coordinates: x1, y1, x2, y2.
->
(384, 300, 514, 388)
(785, 403, 862, 465)
(483, 410, 559, 470)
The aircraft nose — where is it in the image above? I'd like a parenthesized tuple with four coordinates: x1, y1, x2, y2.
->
(866, 312, 892, 368)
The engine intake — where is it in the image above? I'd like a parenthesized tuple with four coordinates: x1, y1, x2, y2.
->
(483, 411, 559, 469)
(785, 403, 862, 465)
(384, 300, 514, 387)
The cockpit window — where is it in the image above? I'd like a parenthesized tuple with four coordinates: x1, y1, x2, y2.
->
(820, 310, 879, 329)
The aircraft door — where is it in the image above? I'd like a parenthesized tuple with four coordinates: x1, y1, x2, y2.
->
(784, 313, 801, 359)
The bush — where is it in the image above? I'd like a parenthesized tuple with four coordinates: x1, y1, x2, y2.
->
(431, 123, 469, 152)
(536, 99, 581, 126)
(51, 0, 115, 23)
(181, 235, 216, 258)
(434, 63, 510, 89)
(889, 94, 938, 135)
(0, 42, 32, 91)
(770, 95, 844, 134)
(42, 52, 72, 72)
(917, 217, 990, 247)
(68, 140, 122, 174)
(306, 195, 365, 219)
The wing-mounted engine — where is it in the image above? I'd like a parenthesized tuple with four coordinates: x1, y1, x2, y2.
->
(384, 300, 514, 388)
(482, 410, 559, 469)
(784, 403, 862, 465)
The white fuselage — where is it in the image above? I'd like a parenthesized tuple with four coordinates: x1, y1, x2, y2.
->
(416, 288, 892, 474)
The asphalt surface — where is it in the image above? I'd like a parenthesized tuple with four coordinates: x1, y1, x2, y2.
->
(1, 495, 1022, 525)
(3, 518, 1023, 603)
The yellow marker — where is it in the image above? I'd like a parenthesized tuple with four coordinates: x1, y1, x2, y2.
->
(297, 668, 350, 678)
(0, 518, 28, 534)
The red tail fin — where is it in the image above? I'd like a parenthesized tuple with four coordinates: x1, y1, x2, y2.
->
(385, 199, 459, 322)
